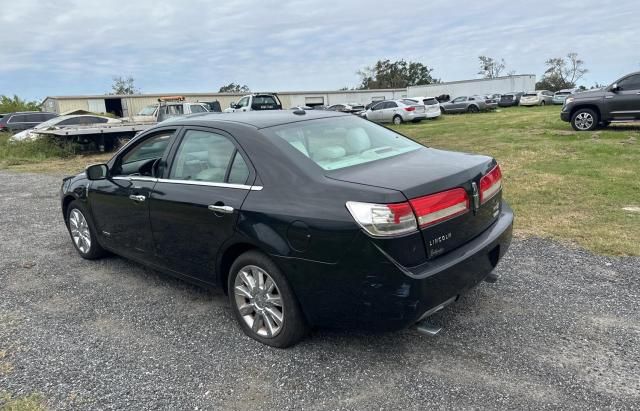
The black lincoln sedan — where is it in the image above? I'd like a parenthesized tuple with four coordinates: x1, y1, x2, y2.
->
(61, 110, 513, 347)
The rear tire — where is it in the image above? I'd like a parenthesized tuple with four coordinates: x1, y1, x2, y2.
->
(66, 200, 107, 260)
(228, 250, 308, 348)
(392, 115, 403, 125)
(467, 105, 479, 113)
(571, 108, 598, 131)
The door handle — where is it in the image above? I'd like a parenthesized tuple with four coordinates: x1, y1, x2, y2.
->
(129, 194, 146, 202)
(208, 205, 234, 214)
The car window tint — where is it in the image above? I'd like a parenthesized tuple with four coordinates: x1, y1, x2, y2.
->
(424, 98, 438, 105)
(8, 114, 27, 123)
(121, 132, 173, 165)
(227, 152, 250, 185)
(268, 116, 421, 171)
(619, 74, 640, 91)
(386, 102, 398, 108)
(58, 118, 84, 126)
(190, 104, 206, 113)
(253, 96, 277, 106)
(170, 130, 236, 183)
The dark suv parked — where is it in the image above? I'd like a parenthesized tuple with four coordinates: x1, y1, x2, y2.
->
(561, 71, 640, 131)
(0, 112, 58, 133)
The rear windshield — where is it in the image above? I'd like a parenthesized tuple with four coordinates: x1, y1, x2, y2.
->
(555, 92, 571, 96)
(523, 93, 537, 97)
(263, 116, 421, 171)
(424, 98, 438, 105)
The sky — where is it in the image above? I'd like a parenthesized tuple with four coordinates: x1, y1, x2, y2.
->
(0, 0, 638, 101)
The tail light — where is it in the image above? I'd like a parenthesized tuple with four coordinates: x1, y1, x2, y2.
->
(404, 106, 416, 112)
(346, 201, 417, 236)
(480, 165, 502, 203)
(346, 188, 471, 236)
(409, 188, 469, 227)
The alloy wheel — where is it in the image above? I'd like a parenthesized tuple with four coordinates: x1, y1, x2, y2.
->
(69, 209, 91, 254)
(574, 112, 594, 130)
(233, 265, 284, 338)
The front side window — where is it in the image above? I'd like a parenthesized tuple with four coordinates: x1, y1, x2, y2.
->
(236, 97, 250, 108)
(618, 74, 640, 91)
(121, 132, 173, 165)
(170, 130, 238, 183)
(265, 116, 421, 171)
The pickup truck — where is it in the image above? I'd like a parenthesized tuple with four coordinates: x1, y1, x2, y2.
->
(224, 93, 282, 112)
(561, 71, 640, 131)
(134, 98, 210, 122)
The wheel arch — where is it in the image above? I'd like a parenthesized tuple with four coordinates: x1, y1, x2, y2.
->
(62, 194, 78, 222)
(571, 104, 601, 121)
(217, 241, 261, 294)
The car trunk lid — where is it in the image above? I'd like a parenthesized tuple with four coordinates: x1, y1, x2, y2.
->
(329, 148, 502, 261)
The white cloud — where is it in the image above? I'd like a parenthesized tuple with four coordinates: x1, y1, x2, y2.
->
(0, 0, 638, 98)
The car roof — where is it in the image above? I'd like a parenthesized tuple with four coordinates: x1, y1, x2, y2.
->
(164, 109, 351, 129)
(4, 111, 57, 115)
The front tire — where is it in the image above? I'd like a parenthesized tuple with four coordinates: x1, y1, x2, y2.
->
(392, 115, 403, 125)
(66, 200, 107, 259)
(228, 250, 308, 348)
(571, 108, 598, 131)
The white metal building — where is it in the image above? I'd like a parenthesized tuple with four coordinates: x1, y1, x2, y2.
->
(41, 75, 536, 117)
(407, 75, 536, 98)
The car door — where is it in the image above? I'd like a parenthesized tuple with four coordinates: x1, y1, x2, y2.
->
(607, 74, 640, 119)
(367, 102, 384, 121)
(451, 97, 467, 112)
(149, 127, 255, 281)
(236, 96, 250, 112)
(382, 101, 398, 122)
(88, 127, 178, 258)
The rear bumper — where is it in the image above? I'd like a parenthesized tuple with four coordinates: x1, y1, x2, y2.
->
(498, 101, 517, 107)
(276, 201, 514, 331)
(426, 109, 441, 118)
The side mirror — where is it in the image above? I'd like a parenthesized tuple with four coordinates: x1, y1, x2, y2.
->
(229, 101, 236, 108)
(610, 83, 620, 92)
(86, 163, 108, 180)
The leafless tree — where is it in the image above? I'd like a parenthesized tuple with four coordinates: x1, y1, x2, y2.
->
(478, 56, 506, 78)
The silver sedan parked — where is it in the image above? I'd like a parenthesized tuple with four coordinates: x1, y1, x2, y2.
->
(440, 96, 488, 114)
(363, 99, 427, 124)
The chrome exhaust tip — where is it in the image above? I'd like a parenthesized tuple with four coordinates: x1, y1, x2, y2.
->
(414, 320, 442, 336)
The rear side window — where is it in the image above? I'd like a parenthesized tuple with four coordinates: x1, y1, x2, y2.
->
(170, 130, 237, 183)
(265, 116, 421, 171)
(384, 102, 398, 109)
(227, 152, 250, 185)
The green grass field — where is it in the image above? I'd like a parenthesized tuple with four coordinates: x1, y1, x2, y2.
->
(392, 105, 640, 255)
(1, 105, 638, 255)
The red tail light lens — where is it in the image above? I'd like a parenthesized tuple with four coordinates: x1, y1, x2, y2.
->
(480, 165, 502, 203)
(346, 201, 417, 237)
(404, 106, 416, 112)
(409, 188, 470, 227)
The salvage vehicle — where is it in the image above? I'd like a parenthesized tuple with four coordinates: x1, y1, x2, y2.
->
(404, 96, 442, 119)
(363, 100, 427, 124)
(483, 95, 500, 110)
(0, 111, 58, 133)
(327, 103, 366, 114)
(439, 96, 488, 114)
(498, 92, 524, 107)
(553, 89, 576, 105)
(519, 90, 554, 106)
(61, 110, 513, 347)
(225, 93, 282, 112)
(134, 97, 210, 122)
(561, 71, 640, 131)
(10, 114, 121, 141)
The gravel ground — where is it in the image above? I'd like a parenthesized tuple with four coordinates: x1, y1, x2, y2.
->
(1, 170, 639, 410)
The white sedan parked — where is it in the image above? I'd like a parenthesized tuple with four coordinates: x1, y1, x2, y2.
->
(11, 115, 121, 141)
(404, 96, 442, 119)
(363, 99, 427, 124)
